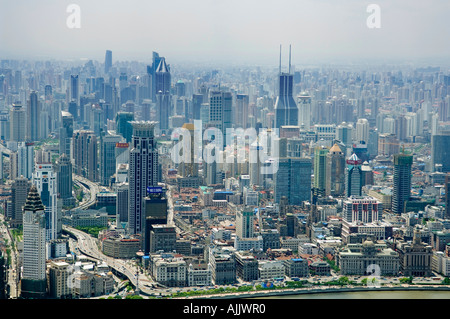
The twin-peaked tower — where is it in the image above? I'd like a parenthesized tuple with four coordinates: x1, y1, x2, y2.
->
(274, 45, 298, 129)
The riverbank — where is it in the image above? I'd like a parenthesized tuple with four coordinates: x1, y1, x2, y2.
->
(186, 285, 450, 299)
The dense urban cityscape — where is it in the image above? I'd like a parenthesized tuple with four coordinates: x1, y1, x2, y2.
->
(0, 2, 450, 305)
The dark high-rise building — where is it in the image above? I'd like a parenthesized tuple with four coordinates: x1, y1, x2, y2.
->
(128, 121, 159, 236)
(147, 51, 163, 101)
(55, 153, 74, 207)
(99, 132, 123, 186)
(235, 94, 249, 129)
(392, 153, 413, 214)
(431, 131, 450, 172)
(274, 46, 298, 129)
(445, 174, 450, 219)
(192, 94, 203, 120)
(275, 157, 311, 205)
(115, 112, 134, 143)
(345, 153, 363, 197)
(104, 50, 112, 74)
(21, 186, 47, 299)
(59, 111, 73, 159)
(142, 189, 168, 255)
(10, 176, 31, 228)
(70, 75, 79, 105)
(73, 130, 98, 182)
(9, 102, 26, 142)
(155, 57, 171, 133)
(326, 143, 345, 197)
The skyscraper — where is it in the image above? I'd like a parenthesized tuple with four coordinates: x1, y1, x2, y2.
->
(33, 162, 58, 241)
(313, 146, 329, 198)
(17, 142, 35, 179)
(55, 153, 74, 207)
(155, 57, 171, 134)
(235, 94, 249, 129)
(297, 93, 311, 130)
(275, 157, 311, 205)
(27, 91, 40, 141)
(70, 75, 80, 106)
(73, 130, 98, 182)
(207, 91, 232, 147)
(10, 176, 31, 227)
(236, 207, 254, 239)
(99, 132, 123, 186)
(115, 112, 134, 143)
(274, 46, 298, 129)
(345, 153, 363, 197)
(431, 131, 450, 172)
(142, 190, 167, 255)
(21, 185, 47, 299)
(392, 153, 413, 214)
(105, 50, 112, 74)
(128, 121, 159, 235)
(59, 111, 74, 159)
(326, 143, 345, 197)
(355, 118, 369, 143)
(9, 102, 26, 142)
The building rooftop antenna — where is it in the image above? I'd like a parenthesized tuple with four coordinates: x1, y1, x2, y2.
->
(289, 44, 292, 74)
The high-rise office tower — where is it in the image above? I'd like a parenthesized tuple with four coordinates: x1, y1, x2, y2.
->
(192, 93, 203, 120)
(27, 91, 40, 141)
(128, 121, 159, 235)
(274, 46, 298, 129)
(275, 157, 311, 205)
(207, 91, 232, 147)
(9, 103, 26, 142)
(55, 153, 73, 207)
(21, 185, 47, 299)
(336, 122, 353, 149)
(17, 142, 35, 179)
(155, 57, 171, 134)
(142, 190, 168, 255)
(313, 146, 329, 198)
(73, 130, 98, 182)
(116, 183, 129, 229)
(297, 93, 311, 130)
(431, 131, 450, 172)
(115, 112, 134, 143)
(44, 85, 52, 101)
(99, 132, 123, 186)
(59, 111, 74, 159)
(236, 207, 254, 239)
(179, 123, 198, 178)
(70, 75, 79, 106)
(33, 162, 58, 241)
(235, 94, 249, 129)
(345, 153, 363, 197)
(326, 143, 345, 197)
(445, 174, 450, 219)
(147, 51, 163, 101)
(105, 50, 112, 74)
(392, 153, 413, 214)
(10, 177, 31, 227)
(355, 118, 369, 143)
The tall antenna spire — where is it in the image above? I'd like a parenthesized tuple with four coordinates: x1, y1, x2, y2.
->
(279, 44, 282, 74)
(289, 44, 291, 74)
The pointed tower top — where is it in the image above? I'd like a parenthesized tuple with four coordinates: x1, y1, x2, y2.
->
(156, 57, 169, 73)
(23, 185, 45, 212)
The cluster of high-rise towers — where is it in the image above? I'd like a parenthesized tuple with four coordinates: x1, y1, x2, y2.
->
(2, 46, 450, 298)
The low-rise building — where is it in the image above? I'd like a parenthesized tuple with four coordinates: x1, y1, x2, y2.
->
(258, 260, 285, 280)
(187, 263, 212, 287)
(283, 258, 309, 278)
(101, 236, 141, 259)
(309, 261, 331, 276)
(234, 251, 259, 282)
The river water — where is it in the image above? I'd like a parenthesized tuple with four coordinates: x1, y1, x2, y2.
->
(257, 290, 450, 299)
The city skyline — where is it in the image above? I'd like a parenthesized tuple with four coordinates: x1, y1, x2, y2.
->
(0, 1, 449, 66)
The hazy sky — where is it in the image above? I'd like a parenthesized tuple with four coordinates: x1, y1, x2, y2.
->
(0, 0, 449, 66)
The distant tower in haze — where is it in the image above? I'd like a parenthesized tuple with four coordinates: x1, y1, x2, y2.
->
(70, 75, 79, 106)
(105, 50, 112, 74)
(21, 185, 47, 299)
(274, 45, 298, 129)
(27, 91, 40, 141)
(9, 102, 26, 142)
(73, 130, 98, 182)
(155, 57, 171, 134)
